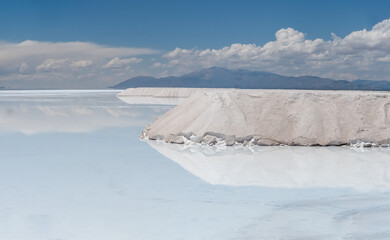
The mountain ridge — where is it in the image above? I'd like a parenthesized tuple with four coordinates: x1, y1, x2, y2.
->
(110, 67, 390, 91)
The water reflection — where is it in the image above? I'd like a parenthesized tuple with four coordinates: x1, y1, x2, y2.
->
(148, 141, 390, 190)
(0, 90, 172, 134)
(1, 91, 389, 239)
(118, 95, 186, 105)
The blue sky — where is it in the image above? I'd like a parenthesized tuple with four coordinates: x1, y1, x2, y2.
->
(1, 0, 389, 49)
(1, 0, 390, 88)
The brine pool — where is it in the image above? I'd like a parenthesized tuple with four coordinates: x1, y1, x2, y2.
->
(0, 90, 390, 240)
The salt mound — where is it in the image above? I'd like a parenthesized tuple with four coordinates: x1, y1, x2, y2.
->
(142, 89, 390, 146)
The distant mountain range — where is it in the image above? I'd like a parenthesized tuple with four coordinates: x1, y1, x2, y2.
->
(110, 67, 390, 91)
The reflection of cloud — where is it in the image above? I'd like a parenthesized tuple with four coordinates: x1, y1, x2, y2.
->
(0, 90, 165, 134)
(0, 106, 144, 134)
(37, 106, 69, 116)
(148, 141, 390, 190)
(103, 107, 142, 117)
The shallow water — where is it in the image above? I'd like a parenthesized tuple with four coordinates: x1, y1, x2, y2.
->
(0, 90, 390, 240)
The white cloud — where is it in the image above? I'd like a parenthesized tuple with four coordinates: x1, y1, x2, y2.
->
(2, 18, 390, 89)
(152, 62, 163, 68)
(378, 55, 390, 62)
(103, 57, 142, 69)
(36, 58, 69, 71)
(19, 62, 28, 73)
(70, 60, 93, 68)
(162, 18, 390, 80)
(0, 40, 158, 89)
(0, 40, 157, 63)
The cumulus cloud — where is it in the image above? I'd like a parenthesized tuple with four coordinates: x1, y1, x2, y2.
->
(70, 60, 93, 68)
(2, 18, 390, 89)
(36, 58, 69, 71)
(103, 57, 142, 69)
(162, 18, 390, 80)
(0, 40, 158, 89)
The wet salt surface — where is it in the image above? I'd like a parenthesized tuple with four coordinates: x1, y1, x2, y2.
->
(0, 90, 390, 240)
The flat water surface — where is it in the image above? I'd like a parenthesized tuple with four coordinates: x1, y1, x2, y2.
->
(0, 90, 390, 240)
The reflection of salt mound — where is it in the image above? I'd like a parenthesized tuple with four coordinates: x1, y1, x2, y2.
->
(143, 89, 390, 146)
(148, 141, 390, 190)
